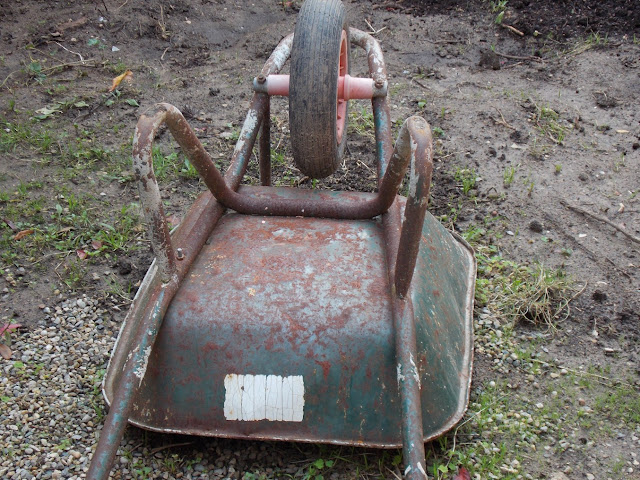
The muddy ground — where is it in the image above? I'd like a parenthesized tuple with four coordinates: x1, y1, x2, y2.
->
(0, 0, 639, 479)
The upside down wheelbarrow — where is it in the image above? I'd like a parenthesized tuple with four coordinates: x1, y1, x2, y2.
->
(87, 1, 475, 478)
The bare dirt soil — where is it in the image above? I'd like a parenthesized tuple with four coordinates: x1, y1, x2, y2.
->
(0, 0, 639, 479)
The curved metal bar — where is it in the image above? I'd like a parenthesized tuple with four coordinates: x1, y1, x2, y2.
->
(394, 117, 434, 298)
(350, 28, 388, 92)
(389, 116, 433, 480)
(132, 113, 177, 283)
(134, 103, 420, 219)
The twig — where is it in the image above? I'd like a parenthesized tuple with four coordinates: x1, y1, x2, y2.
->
(115, 0, 130, 10)
(501, 24, 524, 36)
(364, 18, 387, 36)
(491, 106, 516, 130)
(503, 61, 524, 69)
(552, 281, 587, 321)
(494, 50, 543, 63)
(161, 47, 170, 61)
(425, 38, 462, 45)
(54, 42, 85, 62)
(150, 441, 194, 455)
(0, 71, 18, 89)
(561, 200, 640, 245)
(386, 467, 403, 480)
(40, 59, 98, 72)
(411, 78, 429, 90)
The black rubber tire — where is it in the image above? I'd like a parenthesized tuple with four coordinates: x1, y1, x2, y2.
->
(289, 0, 349, 179)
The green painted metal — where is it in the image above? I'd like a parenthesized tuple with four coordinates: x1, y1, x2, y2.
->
(103, 203, 474, 446)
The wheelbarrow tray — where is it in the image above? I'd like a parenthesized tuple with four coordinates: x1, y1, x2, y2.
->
(103, 196, 474, 447)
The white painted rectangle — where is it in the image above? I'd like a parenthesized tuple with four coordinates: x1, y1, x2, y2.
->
(224, 374, 305, 422)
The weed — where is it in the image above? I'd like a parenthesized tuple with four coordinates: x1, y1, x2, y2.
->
(554, 164, 562, 175)
(303, 457, 335, 480)
(152, 145, 198, 181)
(453, 167, 478, 195)
(25, 61, 46, 83)
(567, 32, 609, 56)
(348, 106, 375, 138)
(432, 126, 445, 138)
(131, 459, 153, 478)
(489, 0, 508, 24)
(532, 103, 568, 144)
(56, 438, 72, 451)
(270, 147, 288, 167)
(502, 165, 517, 187)
(60, 260, 88, 290)
(613, 153, 625, 172)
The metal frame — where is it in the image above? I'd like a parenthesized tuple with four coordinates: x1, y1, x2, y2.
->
(87, 29, 470, 480)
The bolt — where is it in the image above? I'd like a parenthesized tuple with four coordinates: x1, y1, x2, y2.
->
(374, 79, 384, 89)
(176, 248, 184, 260)
(257, 74, 266, 84)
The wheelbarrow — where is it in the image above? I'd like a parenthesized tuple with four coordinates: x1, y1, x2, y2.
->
(87, 1, 475, 478)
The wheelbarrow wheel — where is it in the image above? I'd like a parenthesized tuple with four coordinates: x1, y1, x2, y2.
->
(289, 0, 350, 179)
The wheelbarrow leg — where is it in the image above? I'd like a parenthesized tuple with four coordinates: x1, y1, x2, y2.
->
(87, 292, 167, 480)
(394, 300, 428, 479)
(384, 116, 434, 479)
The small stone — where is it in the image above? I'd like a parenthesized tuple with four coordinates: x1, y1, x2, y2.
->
(586, 474, 595, 480)
(578, 398, 586, 406)
(578, 173, 589, 182)
(76, 299, 86, 309)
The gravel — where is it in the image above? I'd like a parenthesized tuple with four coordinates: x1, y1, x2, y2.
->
(0, 296, 330, 479)
(1, 296, 113, 480)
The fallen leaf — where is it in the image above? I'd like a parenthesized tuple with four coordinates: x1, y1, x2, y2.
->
(76, 249, 88, 259)
(13, 229, 34, 240)
(57, 226, 74, 235)
(109, 70, 133, 92)
(35, 105, 62, 117)
(3, 218, 17, 231)
(452, 467, 471, 480)
(0, 323, 21, 336)
(0, 343, 11, 360)
(91, 240, 103, 250)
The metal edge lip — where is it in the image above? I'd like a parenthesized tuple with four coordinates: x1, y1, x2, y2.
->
(421, 228, 476, 442)
(102, 261, 159, 406)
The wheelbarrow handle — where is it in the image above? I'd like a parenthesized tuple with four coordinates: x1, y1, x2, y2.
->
(393, 116, 434, 299)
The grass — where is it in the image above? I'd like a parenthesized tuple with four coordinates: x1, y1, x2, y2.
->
(347, 106, 375, 138)
(454, 167, 478, 196)
(489, 0, 508, 24)
(503, 165, 517, 187)
(472, 242, 575, 328)
(151, 145, 200, 181)
(532, 103, 568, 144)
